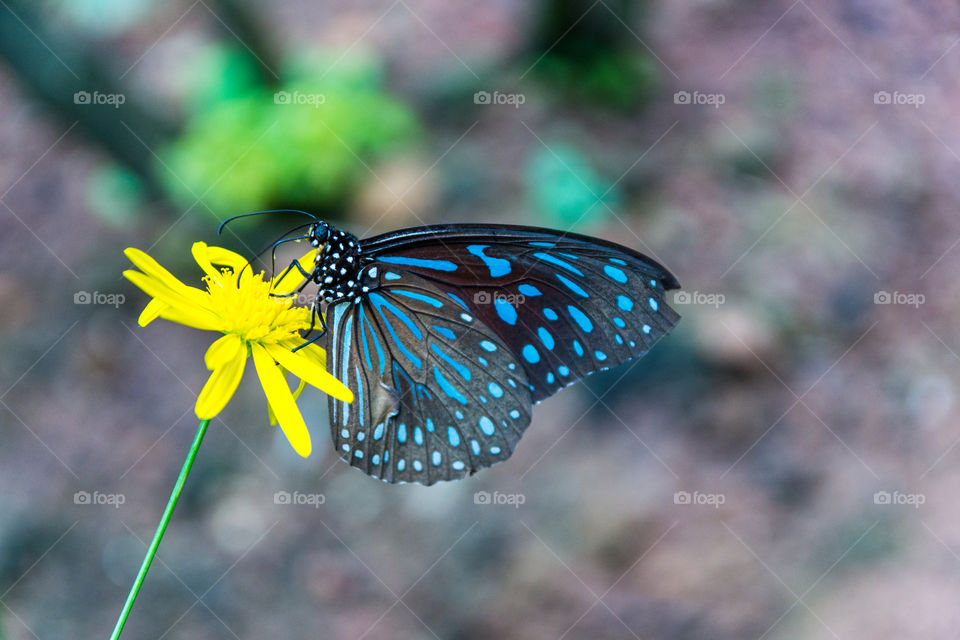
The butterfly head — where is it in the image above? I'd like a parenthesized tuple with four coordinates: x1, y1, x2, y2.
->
(308, 221, 331, 248)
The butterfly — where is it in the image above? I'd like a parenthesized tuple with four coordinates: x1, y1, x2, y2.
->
(226, 212, 681, 484)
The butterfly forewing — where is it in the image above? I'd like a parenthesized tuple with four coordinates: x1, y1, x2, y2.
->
(362, 225, 681, 402)
(326, 267, 533, 485)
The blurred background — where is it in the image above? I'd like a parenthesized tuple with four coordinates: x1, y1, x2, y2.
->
(1, 1, 959, 638)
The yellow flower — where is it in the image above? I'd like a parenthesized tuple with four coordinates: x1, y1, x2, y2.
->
(123, 242, 353, 457)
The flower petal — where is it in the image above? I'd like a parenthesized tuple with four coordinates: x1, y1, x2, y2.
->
(288, 340, 327, 370)
(206, 245, 249, 273)
(138, 299, 167, 326)
(205, 334, 244, 370)
(265, 343, 353, 403)
(124, 248, 209, 305)
(191, 242, 223, 283)
(266, 369, 306, 426)
(272, 248, 316, 294)
(124, 270, 221, 330)
(195, 351, 246, 419)
(252, 344, 312, 457)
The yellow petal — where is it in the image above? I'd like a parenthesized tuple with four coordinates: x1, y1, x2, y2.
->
(265, 343, 353, 403)
(206, 245, 249, 273)
(124, 248, 209, 305)
(292, 377, 308, 401)
(251, 344, 312, 457)
(155, 305, 223, 331)
(266, 368, 305, 426)
(191, 241, 222, 283)
(272, 248, 316, 294)
(195, 352, 246, 419)
(138, 299, 167, 326)
(290, 340, 327, 370)
(205, 334, 244, 370)
(124, 270, 221, 330)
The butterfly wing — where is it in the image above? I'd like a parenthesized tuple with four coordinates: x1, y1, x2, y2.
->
(325, 266, 533, 485)
(361, 224, 680, 402)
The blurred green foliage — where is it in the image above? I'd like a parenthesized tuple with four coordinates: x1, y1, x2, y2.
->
(536, 52, 659, 110)
(531, 0, 659, 109)
(84, 164, 144, 228)
(526, 142, 620, 226)
(161, 47, 421, 216)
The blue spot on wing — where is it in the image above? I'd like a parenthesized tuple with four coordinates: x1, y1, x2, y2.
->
(446, 292, 470, 310)
(468, 245, 511, 277)
(604, 265, 628, 283)
(369, 293, 423, 369)
(494, 298, 518, 324)
(533, 252, 584, 276)
(432, 325, 456, 340)
(430, 343, 472, 381)
(447, 426, 461, 447)
(568, 305, 594, 332)
(393, 290, 444, 307)
(556, 273, 589, 298)
(537, 327, 555, 349)
(379, 256, 458, 271)
(518, 284, 541, 296)
(478, 416, 495, 436)
(433, 365, 467, 405)
(522, 344, 540, 363)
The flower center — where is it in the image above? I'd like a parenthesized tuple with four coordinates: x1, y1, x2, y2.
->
(204, 268, 310, 344)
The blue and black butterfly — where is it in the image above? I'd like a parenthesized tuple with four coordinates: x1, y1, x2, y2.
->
(227, 213, 681, 484)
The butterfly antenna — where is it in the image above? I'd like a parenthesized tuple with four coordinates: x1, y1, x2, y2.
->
(217, 209, 319, 235)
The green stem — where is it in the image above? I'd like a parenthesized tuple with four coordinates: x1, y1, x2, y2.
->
(110, 418, 210, 640)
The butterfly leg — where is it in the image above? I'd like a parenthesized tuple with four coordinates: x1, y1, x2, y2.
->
(292, 295, 350, 352)
(270, 235, 310, 281)
(270, 259, 314, 298)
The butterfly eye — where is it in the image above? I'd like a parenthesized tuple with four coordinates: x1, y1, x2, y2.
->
(311, 223, 330, 246)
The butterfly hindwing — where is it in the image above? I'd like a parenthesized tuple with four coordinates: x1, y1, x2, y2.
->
(361, 225, 680, 402)
(326, 265, 533, 485)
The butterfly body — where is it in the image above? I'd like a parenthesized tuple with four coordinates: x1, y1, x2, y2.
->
(295, 221, 681, 485)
